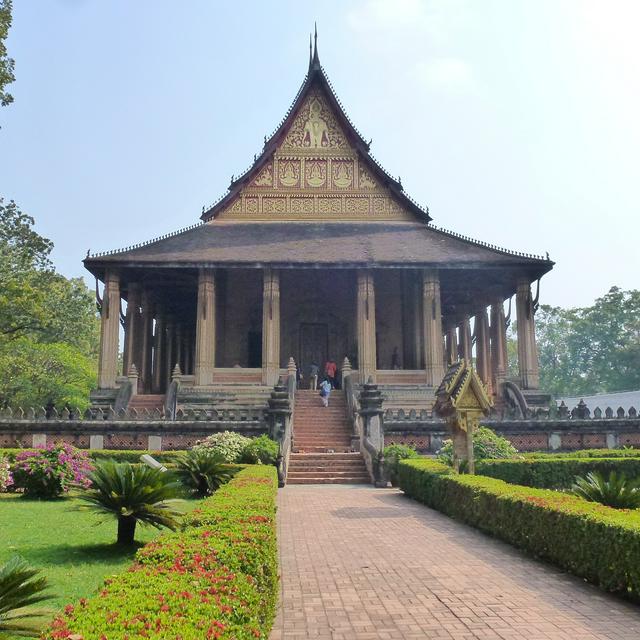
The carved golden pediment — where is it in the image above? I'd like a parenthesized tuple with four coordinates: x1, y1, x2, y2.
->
(282, 92, 348, 150)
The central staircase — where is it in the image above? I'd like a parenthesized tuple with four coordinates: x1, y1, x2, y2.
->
(128, 394, 166, 414)
(287, 389, 370, 484)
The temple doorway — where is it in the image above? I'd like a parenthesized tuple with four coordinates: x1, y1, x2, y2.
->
(299, 323, 328, 375)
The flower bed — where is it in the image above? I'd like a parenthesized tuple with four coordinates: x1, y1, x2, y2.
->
(476, 456, 640, 489)
(44, 465, 279, 639)
(398, 458, 640, 600)
(0, 448, 186, 464)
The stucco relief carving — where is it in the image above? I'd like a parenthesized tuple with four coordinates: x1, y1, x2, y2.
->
(359, 165, 377, 189)
(245, 197, 259, 214)
(282, 93, 348, 149)
(290, 197, 314, 214)
(345, 197, 369, 214)
(317, 197, 342, 214)
(332, 160, 353, 188)
(262, 197, 287, 213)
(253, 164, 273, 187)
(305, 160, 327, 187)
(278, 160, 300, 187)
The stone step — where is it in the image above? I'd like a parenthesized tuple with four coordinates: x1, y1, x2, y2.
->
(287, 476, 370, 485)
(290, 452, 362, 459)
(287, 463, 367, 472)
(292, 447, 353, 453)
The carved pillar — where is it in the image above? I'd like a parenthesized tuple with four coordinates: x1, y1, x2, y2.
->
(122, 283, 141, 377)
(194, 268, 216, 386)
(475, 307, 492, 393)
(175, 324, 183, 374)
(458, 316, 473, 362)
(152, 311, 165, 393)
(516, 279, 540, 389)
(422, 270, 444, 386)
(165, 318, 174, 387)
(357, 270, 377, 384)
(140, 291, 154, 393)
(183, 329, 192, 375)
(262, 268, 281, 386)
(97, 270, 120, 389)
(490, 298, 508, 393)
(445, 327, 458, 365)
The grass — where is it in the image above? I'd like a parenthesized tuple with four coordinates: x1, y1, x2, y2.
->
(0, 492, 199, 631)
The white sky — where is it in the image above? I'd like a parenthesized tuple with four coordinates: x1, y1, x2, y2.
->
(1, 0, 638, 308)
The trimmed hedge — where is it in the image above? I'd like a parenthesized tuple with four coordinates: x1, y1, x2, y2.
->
(44, 465, 279, 639)
(0, 448, 186, 464)
(477, 456, 640, 489)
(524, 449, 640, 459)
(398, 458, 640, 599)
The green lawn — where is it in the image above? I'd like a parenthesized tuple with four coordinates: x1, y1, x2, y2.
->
(0, 492, 198, 624)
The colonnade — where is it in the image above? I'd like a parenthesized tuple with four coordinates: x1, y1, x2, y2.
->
(96, 268, 540, 395)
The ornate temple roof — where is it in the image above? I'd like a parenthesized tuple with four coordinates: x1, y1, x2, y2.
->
(84, 33, 554, 283)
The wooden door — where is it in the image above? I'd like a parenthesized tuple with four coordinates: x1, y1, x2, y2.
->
(299, 323, 328, 376)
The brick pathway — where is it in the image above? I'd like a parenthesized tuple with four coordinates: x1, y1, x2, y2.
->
(271, 486, 640, 640)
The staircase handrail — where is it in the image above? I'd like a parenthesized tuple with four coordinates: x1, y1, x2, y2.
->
(165, 379, 180, 421)
(344, 374, 382, 484)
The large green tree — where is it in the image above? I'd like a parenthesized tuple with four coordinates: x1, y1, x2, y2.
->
(0, 0, 14, 107)
(0, 199, 99, 409)
(536, 288, 640, 397)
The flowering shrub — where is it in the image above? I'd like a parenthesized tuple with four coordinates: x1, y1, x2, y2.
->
(241, 435, 279, 465)
(194, 431, 252, 463)
(11, 443, 93, 498)
(437, 427, 517, 466)
(45, 465, 279, 639)
(0, 456, 12, 492)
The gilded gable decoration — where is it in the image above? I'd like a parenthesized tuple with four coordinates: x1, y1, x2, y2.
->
(253, 164, 273, 187)
(359, 165, 377, 190)
(282, 92, 348, 150)
(332, 160, 353, 188)
(305, 160, 327, 188)
(278, 160, 300, 187)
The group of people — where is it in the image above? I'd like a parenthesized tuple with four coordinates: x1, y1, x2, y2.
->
(296, 359, 339, 407)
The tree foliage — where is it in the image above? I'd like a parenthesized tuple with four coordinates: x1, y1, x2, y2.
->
(0, 0, 14, 108)
(536, 288, 640, 397)
(0, 199, 99, 409)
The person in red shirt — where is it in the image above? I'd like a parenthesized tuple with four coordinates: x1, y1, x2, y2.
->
(324, 360, 337, 388)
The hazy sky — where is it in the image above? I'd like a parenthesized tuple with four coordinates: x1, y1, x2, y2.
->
(1, 0, 638, 308)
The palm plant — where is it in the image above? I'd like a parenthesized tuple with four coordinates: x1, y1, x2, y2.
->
(174, 449, 234, 498)
(0, 556, 52, 638)
(80, 460, 185, 545)
(571, 471, 640, 509)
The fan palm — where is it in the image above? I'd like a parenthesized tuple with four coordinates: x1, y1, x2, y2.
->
(174, 449, 234, 498)
(571, 471, 640, 509)
(0, 556, 52, 638)
(80, 460, 185, 545)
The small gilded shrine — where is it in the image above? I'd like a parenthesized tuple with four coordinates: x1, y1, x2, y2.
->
(433, 360, 493, 473)
(83, 34, 553, 417)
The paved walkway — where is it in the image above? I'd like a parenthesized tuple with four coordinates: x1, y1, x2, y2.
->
(271, 486, 640, 640)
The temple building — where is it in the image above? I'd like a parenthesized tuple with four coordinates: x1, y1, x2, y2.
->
(84, 38, 553, 415)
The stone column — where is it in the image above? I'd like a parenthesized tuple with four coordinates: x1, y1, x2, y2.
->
(140, 291, 154, 393)
(152, 311, 166, 393)
(445, 327, 458, 365)
(357, 270, 377, 384)
(490, 298, 508, 392)
(183, 329, 192, 375)
(194, 268, 216, 386)
(458, 315, 472, 362)
(175, 325, 183, 374)
(122, 283, 141, 377)
(475, 307, 492, 393)
(516, 279, 540, 389)
(97, 270, 120, 389)
(165, 318, 174, 386)
(262, 268, 281, 386)
(422, 270, 444, 386)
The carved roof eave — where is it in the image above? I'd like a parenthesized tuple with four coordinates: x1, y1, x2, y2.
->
(199, 61, 431, 224)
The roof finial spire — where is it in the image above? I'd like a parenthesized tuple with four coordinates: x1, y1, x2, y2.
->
(309, 33, 312, 67)
(312, 22, 319, 66)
